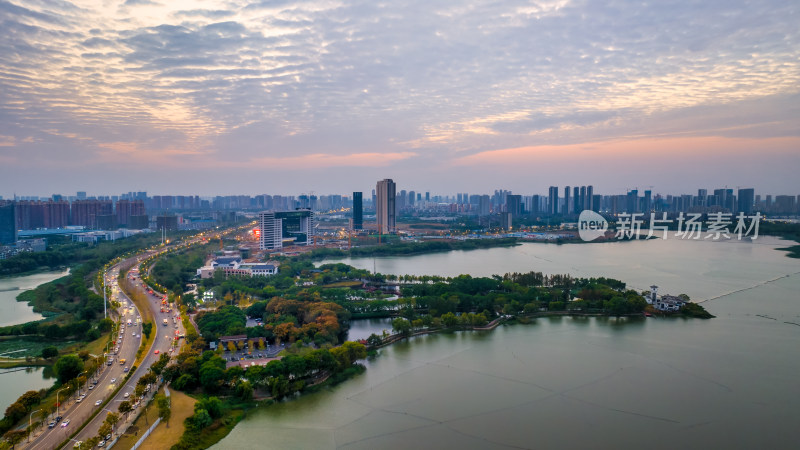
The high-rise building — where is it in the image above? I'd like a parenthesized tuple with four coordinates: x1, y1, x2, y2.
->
(0, 201, 16, 245)
(548, 186, 559, 215)
(258, 210, 315, 250)
(564, 186, 571, 216)
(575, 186, 582, 214)
(479, 195, 491, 216)
(352, 192, 363, 230)
(644, 190, 652, 213)
(738, 188, 755, 213)
(586, 186, 594, 211)
(70, 199, 113, 228)
(376, 179, 396, 234)
(506, 194, 522, 217)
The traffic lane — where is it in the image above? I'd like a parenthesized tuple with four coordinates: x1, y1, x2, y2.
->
(27, 311, 137, 450)
(66, 270, 146, 445)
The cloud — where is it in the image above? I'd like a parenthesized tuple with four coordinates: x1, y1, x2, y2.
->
(249, 151, 418, 169)
(0, 0, 798, 195)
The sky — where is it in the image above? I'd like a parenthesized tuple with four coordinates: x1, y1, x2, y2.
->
(1, 0, 798, 198)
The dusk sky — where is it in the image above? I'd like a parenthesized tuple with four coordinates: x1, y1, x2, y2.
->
(1, 0, 798, 198)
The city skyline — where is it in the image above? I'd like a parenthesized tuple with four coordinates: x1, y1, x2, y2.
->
(1, 1, 799, 195)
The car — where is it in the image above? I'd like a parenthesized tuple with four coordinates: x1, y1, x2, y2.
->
(61, 419, 70, 427)
(110, 377, 117, 383)
(55, 415, 62, 422)
(124, 392, 130, 398)
(154, 350, 160, 354)
(98, 440, 106, 447)
(123, 367, 130, 373)
(76, 397, 82, 403)
(88, 384, 94, 390)
(74, 441, 82, 448)
(48, 421, 56, 428)
(95, 400, 102, 406)
(105, 434, 111, 440)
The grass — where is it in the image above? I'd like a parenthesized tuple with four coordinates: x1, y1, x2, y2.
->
(0, 336, 77, 359)
(135, 389, 196, 450)
(113, 392, 160, 450)
(322, 280, 363, 288)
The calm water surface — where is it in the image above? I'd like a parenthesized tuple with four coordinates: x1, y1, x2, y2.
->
(0, 270, 69, 327)
(217, 236, 800, 449)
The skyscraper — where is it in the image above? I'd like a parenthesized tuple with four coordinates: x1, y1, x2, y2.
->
(548, 186, 559, 215)
(352, 192, 363, 230)
(737, 188, 754, 213)
(376, 179, 396, 234)
(564, 186, 571, 216)
(0, 201, 16, 245)
(506, 194, 522, 217)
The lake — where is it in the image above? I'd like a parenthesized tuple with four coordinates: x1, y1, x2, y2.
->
(216, 236, 800, 449)
(0, 269, 69, 328)
(0, 366, 55, 416)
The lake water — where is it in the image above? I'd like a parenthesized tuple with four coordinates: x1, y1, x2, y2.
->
(216, 236, 800, 449)
(0, 366, 55, 414)
(0, 269, 69, 328)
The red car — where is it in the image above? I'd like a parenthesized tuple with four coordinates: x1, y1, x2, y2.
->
(154, 350, 160, 354)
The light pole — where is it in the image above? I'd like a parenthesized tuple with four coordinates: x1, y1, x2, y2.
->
(56, 388, 67, 417)
(103, 269, 107, 319)
(28, 408, 41, 442)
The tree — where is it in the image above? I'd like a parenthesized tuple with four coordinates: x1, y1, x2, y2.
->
(235, 380, 253, 402)
(118, 400, 132, 418)
(41, 346, 59, 359)
(104, 412, 120, 434)
(98, 423, 111, 441)
(227, 341, 236, 353)
(4, 429, 27, 449)
(188, 408, 212, 431)
(155, 394, 171, 427)
(441, 312, 458, 328)
(391, 318, 411, 336)
(142, 321, 153, 339)
(54, 354, 84, 383)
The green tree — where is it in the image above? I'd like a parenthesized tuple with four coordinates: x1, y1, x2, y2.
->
(391, 317, 411, 336)
(41, 346, 59, 359)
(441, 312, 458, 328)
(156, 394, 171, 427)
(118, 400, 132, 419)
(54, 354, 84, 384)
(3, 429, 27, 448)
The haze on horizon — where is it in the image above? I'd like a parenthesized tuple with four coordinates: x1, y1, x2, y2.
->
(1, 0, 798, 198)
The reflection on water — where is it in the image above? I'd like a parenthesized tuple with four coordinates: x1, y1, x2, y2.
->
(0, 269, 69, 327)
(0, 366, 55, 414)
(217, 239, 800, 449)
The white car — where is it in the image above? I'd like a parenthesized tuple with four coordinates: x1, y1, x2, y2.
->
(95, 400, 102, 406)
(110, 377, 117, 383)
(123, 392, 130, 398)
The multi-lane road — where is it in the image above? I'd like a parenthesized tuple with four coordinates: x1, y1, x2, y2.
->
(25, 250, 185, 450)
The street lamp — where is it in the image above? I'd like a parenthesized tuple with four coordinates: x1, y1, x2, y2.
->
(56, 388, 68, 417)
(28, 408, 41, 442)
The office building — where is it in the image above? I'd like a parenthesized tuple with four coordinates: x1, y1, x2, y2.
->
(0, 201, 16, 245)
(738, 188, 755, 213)
(376, 179, 396, 234)
(258, 210, 315, 250)
(506, 194, 522, 217)
(352, 192, 363, 230)
(548, 186, 559, 215)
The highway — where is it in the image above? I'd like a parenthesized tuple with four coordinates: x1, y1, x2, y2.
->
(25, 261, 144, 450)
(66, 255, 185, 449)
(23, 226, 245, 449)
